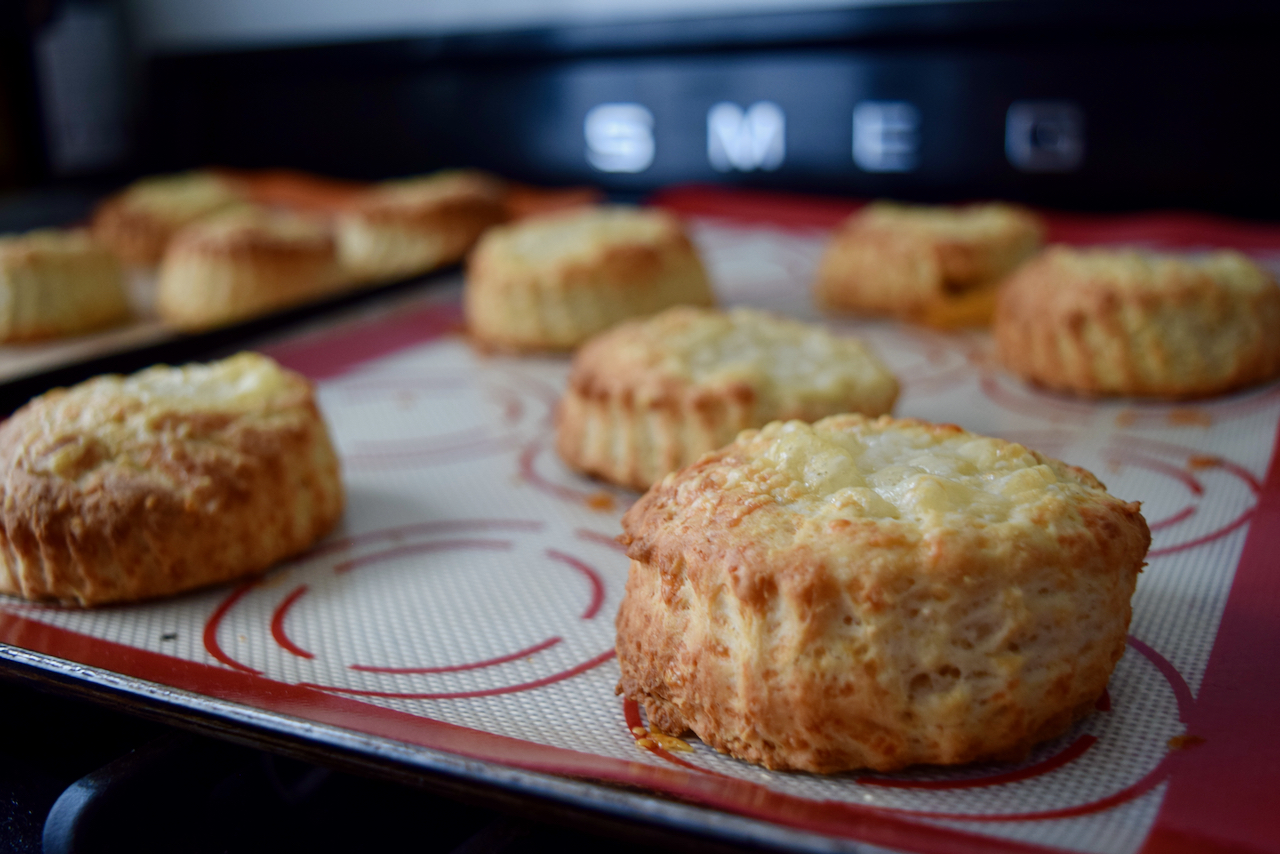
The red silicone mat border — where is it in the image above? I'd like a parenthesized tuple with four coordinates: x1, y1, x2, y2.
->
(1136, 427, 1280, 854)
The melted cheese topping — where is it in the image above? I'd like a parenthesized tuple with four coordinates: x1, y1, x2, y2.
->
(28, 353, 295, 480)
(484, 205, 673, 268)
(626, 307, 894, 407)
(104, 352, 292, 408)
(755, 418, 1071, 525)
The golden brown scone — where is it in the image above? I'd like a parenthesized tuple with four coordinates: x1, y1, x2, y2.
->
(157, 207, 349, 331)
(995, 246, 1280, 398)
(91, 171, 246, 267)
(815, 202, 1044, 328)
(336, 170, 509, 282)
(464, 205, 714, 351)
(0, 352, 343, 606)
(0, 229, 130, 341)
(617, 415, 1149, 774)
(557, 306, 898, 491)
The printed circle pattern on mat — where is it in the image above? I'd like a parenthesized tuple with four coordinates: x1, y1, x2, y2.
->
(625, 636, 1190, 821)
(983, 430, 1261, 559)
(1082, 435, 1254, 559)
(204, 520, 621, 698)
(855, 323, 983, 396)
(320, 366, 560, 469)
(518, 435, 638, 512)
(979, 371, 1280, 429)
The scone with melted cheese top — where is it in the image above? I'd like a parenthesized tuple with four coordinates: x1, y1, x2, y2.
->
(465, 205, 714, 351)
(91, 171, 246, 267)
(157, 207, 348, 330)
(816, 202, 1043, 328)
(557, 306, 898, 490)
(995, 246, 1280, 398)
(0, 352, 343, 605)
(337, 170, 508, 282)
(0, 229, 130, 341)
(617, 414, 1149, 773)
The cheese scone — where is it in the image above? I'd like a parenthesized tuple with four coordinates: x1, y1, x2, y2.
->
(91, 171, 246, 267)
(465, 205, 714, 351)
(995, 246, 1280, 398)
(0, 353, 343, 606)
(557, 306, 898, 490)
(157, 208, 348, 330)
(0, 229, 130, 341)
(617, 415, 1149, 773)
(816, 202, 1043, 328)
(336, 170, 508, 282)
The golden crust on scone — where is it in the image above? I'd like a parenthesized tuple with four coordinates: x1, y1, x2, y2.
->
(91, 171, 246, 267)
(0, 352, 343, 606)
(815, 202, 1044, 328)
(557, 306, 898, 490)
(0, 229, 130, 341)
(336, 170, 508, 282)
(157, 207, 349, 330)
(617, 414, 1149, 773)
(995, 246, 1280, 398)
(464, 205, 714, 351)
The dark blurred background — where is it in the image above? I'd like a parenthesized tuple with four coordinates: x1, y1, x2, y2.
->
(2, 0, 1279, 224)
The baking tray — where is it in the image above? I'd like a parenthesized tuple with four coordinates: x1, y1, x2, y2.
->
(2, 186, 1279, 854)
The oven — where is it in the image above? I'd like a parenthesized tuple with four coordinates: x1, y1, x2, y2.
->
(2, 3, 1280, 853)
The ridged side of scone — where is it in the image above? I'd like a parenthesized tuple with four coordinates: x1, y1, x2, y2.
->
(556, 307, 899, 490)
(464, 206, 715, 351)
(0, 229, 130, 341)
(0, 353, 344, 606)
(91, 171, 245, 267)
(995, 247, 1280, 398)
(815, 202, 1043, 327)
(157, 209, 349, 330)
(617, 415, 1149, 773)
(336, 171, 508, 282)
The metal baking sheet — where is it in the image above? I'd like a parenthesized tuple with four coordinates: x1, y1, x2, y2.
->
(3, 187, 1279, 854)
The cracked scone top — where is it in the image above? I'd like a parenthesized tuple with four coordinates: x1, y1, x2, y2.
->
(0, 352, 343, 606)
(616, 414, 1149, 773)
(465, 205, 714, 351)
(557, 306, 898, 490)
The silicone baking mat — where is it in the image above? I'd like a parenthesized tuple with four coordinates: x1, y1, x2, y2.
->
(3, 186, 1279, 854)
